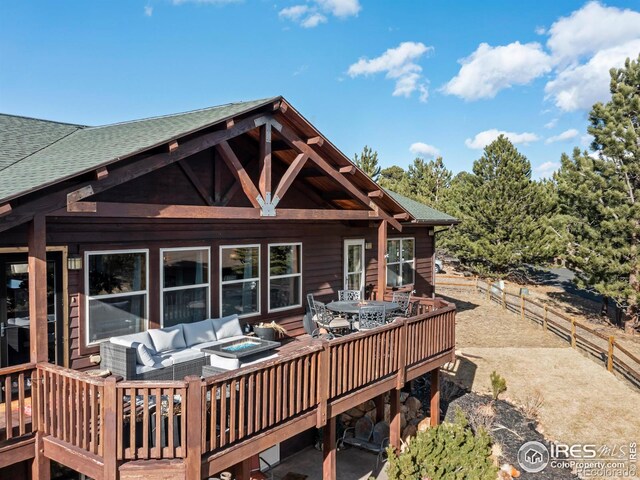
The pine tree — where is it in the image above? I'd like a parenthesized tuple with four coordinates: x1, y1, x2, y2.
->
(440, 135, 552, 276)
(379, 165, 410, 195)
(555, 55, 640, 330)
(405, 157, 452, 206)
(353, 145, 381, 181)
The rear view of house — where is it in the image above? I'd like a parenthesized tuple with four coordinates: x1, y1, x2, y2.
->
(0, 97, 457, 479)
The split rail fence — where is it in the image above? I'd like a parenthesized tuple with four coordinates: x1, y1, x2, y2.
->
(437, 274, 640, 389)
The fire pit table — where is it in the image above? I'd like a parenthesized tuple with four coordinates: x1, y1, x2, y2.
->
(201, 337, 281, 359)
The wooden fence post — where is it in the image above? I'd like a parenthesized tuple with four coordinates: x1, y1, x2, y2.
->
(543, 305, 548, 332)
(103, 376, 118, 480)
(571, 319, 576, 348)
(185, 376, 203, 480)
(608, 336, 615, 372)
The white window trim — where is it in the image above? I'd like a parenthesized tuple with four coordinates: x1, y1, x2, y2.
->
(85, 249, 149, 346)
(219, 244, 261, 319)
(268, 242, 303, 313)
(386, 237, 416, 287)
(160, 247, 211, 327)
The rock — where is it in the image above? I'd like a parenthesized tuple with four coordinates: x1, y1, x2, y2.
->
(402, 424, 417, 440)
(384, 404, 390, 423)
(409, 418, 421, 426)
(400, 405, 409, 414)
(417, 417, 430, 432)
(406, 409, 416, 421)
(357, 400, 376, 413)
(365, 408, 377, 422)
(400, 392, 410, 403)
(340, 413, 353, 426)
(405, 396, 422, 413)
(400, 413, 407, 430)
(345, 407, 365, 418)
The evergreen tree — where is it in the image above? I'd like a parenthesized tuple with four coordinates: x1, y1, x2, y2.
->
(555, 55, 640, 329)
(379, 165, 410, 195)
(440, 135, 552, 276)
(353, 145, 381, 181)
(406, 156, 452, 206)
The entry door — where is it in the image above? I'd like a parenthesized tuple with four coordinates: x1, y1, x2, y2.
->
(0, 253, 63, 367)
(344, 239, 365, 292)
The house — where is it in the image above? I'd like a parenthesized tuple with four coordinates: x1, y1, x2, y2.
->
(0, 97, 458, 479)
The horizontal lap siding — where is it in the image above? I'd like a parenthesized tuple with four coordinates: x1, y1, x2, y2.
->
(2, 218, 434, 369)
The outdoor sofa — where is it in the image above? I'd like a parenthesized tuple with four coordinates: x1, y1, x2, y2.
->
(100, 314, 273, 380)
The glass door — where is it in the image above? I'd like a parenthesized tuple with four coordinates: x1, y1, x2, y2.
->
(0, 253, 62, 367)
(343, 239, 365, 292)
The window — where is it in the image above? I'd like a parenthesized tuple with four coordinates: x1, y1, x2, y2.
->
(85, 250, 148, 345)
(161, 247, 210, 327)
(269, 243, 302, 312)
(386, 238, 415, 287)
(220, 245, 260, 318)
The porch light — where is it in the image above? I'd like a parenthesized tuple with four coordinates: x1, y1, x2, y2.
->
(67, 254, 83, 270)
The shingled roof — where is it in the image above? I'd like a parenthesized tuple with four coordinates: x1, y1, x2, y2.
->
(386, 190, 459, 225)
(0, 97, 278, 203)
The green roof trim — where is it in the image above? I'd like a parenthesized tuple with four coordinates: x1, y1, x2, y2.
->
(385, 190, 459, 225)
(0, 97, 278, 202)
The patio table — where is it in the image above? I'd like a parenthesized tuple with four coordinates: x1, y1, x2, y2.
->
(326, 300, 399, 316)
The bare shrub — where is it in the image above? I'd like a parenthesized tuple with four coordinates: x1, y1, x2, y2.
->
(519, 389, 545, 419)
(467, 402, 496, 434)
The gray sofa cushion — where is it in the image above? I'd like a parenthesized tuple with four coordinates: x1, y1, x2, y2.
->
(182, 319, 217, 347)
(168, 349, 205, 365)
(148, 325, 186, 352)
(136, 343, 156, 367)
(212, 314, 242, 340)
(110, 331, 156, 351)
(209, 354, 241, 370)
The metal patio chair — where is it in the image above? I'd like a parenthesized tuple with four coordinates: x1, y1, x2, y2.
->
(340, 416, 390, 468)
(313, 300, 350, 336)
(353, 304, 385, 331)
(387, 291, 411, 321)
(338, 289, 362, 301)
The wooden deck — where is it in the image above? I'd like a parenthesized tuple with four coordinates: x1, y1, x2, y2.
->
(0, 297, 455, 479)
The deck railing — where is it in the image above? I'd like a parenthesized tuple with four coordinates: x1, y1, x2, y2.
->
(1, 297, 455, 479)
(0, 362, 36, 443)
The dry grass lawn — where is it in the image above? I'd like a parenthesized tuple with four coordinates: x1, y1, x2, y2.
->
(441, 287, 639, 451)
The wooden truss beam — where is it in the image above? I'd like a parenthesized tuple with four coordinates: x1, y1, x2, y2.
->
(179, 160, 214, 206)
(273, 153, 308, 206)
(270, 119, 402, 231)
(215, 141, 262, 209)
(258, 123, 272, 200)
(53, 202, 379, 221)
(0, 111, 272, 233)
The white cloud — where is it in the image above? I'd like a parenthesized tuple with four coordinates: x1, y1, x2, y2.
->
(535, 161, 561, 176)
(544, 118, 558, 129)
(535, 26, 546, 35)
(302, 13, 327, 27)
(465, 129, 540, 150)
(409, 142, 440, 158)
(348, 42, 432, 101)
(546, 1, 640, 65)
(144, 5, 153, 16)
(581, 134, 594, 148)
(443, 42, 552, 100)
(279, 0, 360, 27)
(545, 128, 579, 144)
(316, 0, 360, 17)
(545, 39, 640, 111)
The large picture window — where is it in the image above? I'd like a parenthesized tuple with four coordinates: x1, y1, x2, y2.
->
(386, 238, 415, 287)
(220, 245, 260, 318)
(85, 250, 148, 345)
(269, 243, 302, 312)
(161, 247, 210, 327)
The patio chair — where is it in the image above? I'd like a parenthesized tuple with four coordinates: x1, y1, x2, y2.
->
(338, 289, 362, 301)
(340, 416, 390, 468)
(387, 291, 411, 321)
(313, 300, 351, 336)
(353, 305, 385, 331)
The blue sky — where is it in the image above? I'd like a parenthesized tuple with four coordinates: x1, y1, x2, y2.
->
(1, 1, 639, 178)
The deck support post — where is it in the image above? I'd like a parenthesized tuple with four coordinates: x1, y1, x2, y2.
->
(31, 431, 50, 480)
(28, 215, 48, 363)
(430, 368, 440, 426)
(103, 376, 118, 480)
(377, 220, 387, 300)
(389, 388, 401, 451)
(185, 376, 203, 480)
(322, 416, 337, 480)
(234, 456, 253, 480)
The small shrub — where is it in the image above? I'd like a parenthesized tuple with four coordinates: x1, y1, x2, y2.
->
(519, 389, 544, 419)
(467, 402, 496, 434)
(386, 408, 498, 480)
(489, 371, 507, 401)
